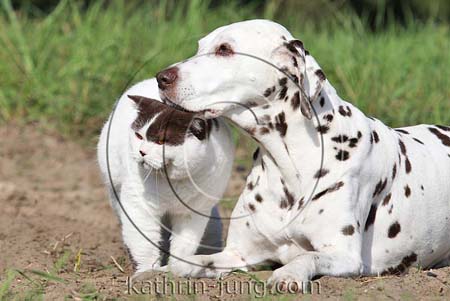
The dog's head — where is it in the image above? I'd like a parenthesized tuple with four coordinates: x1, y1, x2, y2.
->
(157, 19, 326, 120)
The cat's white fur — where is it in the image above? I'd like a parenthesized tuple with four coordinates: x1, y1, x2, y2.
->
(97, 78, 235, 273)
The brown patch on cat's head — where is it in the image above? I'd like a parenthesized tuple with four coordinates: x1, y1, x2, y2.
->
(128, 95, 212, 145)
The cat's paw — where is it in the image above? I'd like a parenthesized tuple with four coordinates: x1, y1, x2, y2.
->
(169, 256, 223, 278)
(132, 266, 168, 281)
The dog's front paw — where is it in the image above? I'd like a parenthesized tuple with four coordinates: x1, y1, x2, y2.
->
(267, 269, 307, 294)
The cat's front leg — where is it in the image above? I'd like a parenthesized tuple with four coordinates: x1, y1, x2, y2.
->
(168, 213, 212, 262)
(119, 183, 164, 274)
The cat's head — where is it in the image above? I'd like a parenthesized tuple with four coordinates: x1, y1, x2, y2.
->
(128, 95, 213, 180)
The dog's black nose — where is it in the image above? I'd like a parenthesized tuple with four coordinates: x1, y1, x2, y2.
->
(156, 67, 178, 90)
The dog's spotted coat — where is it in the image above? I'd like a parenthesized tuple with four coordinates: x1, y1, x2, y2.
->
(155, 20, 450, 290)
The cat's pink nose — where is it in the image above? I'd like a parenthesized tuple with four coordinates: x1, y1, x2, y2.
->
(139, 150, 146, 157)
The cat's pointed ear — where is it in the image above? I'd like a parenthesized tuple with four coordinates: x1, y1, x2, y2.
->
(189, 117, 211, 141)
(128, 95, 159, 106)
(128, 95, 145, 104)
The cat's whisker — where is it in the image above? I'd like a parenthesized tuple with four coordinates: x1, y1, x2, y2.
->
(143, 167, 153, 182)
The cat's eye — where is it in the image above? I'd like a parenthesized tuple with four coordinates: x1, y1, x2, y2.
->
(135, 132, 143, 140)
(156, 138, 165, 145)
(215, 43, 233, 56)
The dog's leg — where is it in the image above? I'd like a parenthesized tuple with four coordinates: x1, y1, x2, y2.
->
(168, 198, 277, 277)
(267, 251, 362, 291)
(268, 179, 364, 291)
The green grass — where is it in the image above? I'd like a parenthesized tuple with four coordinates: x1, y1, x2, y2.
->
(0, 0, 448, 140)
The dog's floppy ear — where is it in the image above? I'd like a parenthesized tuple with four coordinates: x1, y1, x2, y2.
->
(303, 54, 327, 103)
(271, 39, 311, 119)
(189, 117, 212, 141)
(277, 39, 327, 119)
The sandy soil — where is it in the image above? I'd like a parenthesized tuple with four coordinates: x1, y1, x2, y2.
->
(1, 124, 450, 300)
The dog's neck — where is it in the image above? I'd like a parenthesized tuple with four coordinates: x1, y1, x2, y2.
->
(227, 80, 344, 199)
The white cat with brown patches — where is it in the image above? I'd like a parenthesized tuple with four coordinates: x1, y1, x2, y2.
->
(97, 78, 234, 273)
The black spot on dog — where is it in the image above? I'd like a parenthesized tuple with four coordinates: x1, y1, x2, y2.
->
(338, 105, 352, 117)
(388, 221, 401, 238)
(373, 178, 388, 197)
(382, 193, 392, 206)
(314, 168, 330, 178)
(331, 135, 349, 143)
(259, 127, 270, 135)
(388, 204, 393, 214)
(421, 185, 424, 191)
(320, 97, 325, 107)
(246, 127, 256, 135)
(317, 125, 330, 134)
(264, 87, 274, 97)
(323, 114, 334, 122)
(278, 86, 288, 100)
(291, 92, 300, 111)
(253, 148, 260, 161)
(285, 42, 300, 54)
(395, 129, 409, 134)
(348, 138, 359, 148)
(275, 112, 288, 137)
(405, 157, 412, 174)
(283, 186, 295, 209)
(372, 131, 380, 143)
(436, 125, 450, 132)
(297, 197, 305, 210)
(292, 56, 298, 67)
(255, 193, 263, 203)
(315, 69, 326, 81)
(336, 150, 350, 161)
(381, 253, 417, 275)
(246, 221, 250, 228)
(392, 164, 397, 180)
(279, 199, 288, 209)
(342, 225, 355, 236)
(429, 127, 450, 147)
(247, 182, 254, 191)
(365, 204, 378, 231)
(413, 138, 424, 145)
(399, 140, 407, 155)
(248, 203, 256, 212)
(312, 181, 345, 201)
(319, 209, 324, 214)
(278, 77, 288, 86)
(404, 185, 411, 197)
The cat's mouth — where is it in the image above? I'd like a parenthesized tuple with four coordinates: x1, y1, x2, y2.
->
(162, 97, 219, 118)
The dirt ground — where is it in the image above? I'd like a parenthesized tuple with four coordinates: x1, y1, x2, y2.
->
(1, 123, 450, 300)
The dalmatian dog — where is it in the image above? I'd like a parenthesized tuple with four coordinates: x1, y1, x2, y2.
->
(155, 19, 450, 289)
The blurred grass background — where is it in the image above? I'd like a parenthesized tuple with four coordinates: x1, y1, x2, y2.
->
(0, 0, 448, 141)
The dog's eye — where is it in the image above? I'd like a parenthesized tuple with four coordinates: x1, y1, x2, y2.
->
(135, 132, 143, 140)
(215, 43, 233, 56)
